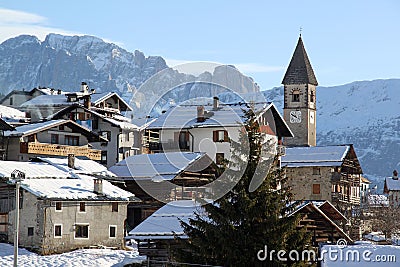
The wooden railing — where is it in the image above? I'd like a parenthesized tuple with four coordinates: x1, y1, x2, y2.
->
(20, 142, 101, 160)
(332, 192, 360, 205)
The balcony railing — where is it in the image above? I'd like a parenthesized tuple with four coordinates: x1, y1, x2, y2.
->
(332, 192, 360, 205)
(20, 142, 101, 160)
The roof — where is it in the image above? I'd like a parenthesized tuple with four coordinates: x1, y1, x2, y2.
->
(384, 177, 400, 191)
(4, 119, 107, 142)
(282, 36, 318, 86)
(0, 161, 72, 178)
(147, 102, 293, 137)
(128, 200, 204, 239)
(0, 105, 28, 123)
(21, 94, 69, 107)
(34, 156, 116, 177)
(49, 104, 138, 130)
(109, 152, 206, 181)
(281, 145, 350, 167)
(91, 92, 132, 111)
(0, 118, 14, 131)
(20, 176, 134, 201)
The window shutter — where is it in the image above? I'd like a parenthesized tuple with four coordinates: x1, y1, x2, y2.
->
(213, 131, 218, 142)
(223, 131, 229, 142)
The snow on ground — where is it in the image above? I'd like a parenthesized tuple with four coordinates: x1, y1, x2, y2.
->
(0, 243, 145, 267)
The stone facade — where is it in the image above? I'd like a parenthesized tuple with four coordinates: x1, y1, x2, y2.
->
(8, 190, 128, 254)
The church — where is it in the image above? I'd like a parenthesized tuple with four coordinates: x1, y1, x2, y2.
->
(280, 35, 364, 215)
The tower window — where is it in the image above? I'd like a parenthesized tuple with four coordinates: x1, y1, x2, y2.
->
(310, 91, 315, 103)
(291, 90, 300, 102)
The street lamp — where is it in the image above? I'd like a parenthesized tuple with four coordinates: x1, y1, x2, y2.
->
(10, 170, 25, 267)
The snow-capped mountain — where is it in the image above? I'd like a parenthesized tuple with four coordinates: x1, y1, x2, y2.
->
(0, 33, 167, 94)
(263, 79, 400, 189)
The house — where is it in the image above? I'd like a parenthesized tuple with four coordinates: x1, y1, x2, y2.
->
(128, 200, 351, 263)
(145, 99, 292, 165)
(0, 159, 138, 254)
(0, 87, 61, 108)
(20, 82, 132, 122)
(281, 145, 363, 212)
(384, 170, 400, 207)
(49, 103, 139, 167)
(3, 119, 107, 162)
(360, 176, 371, 205)
(109, 152, 218, 227)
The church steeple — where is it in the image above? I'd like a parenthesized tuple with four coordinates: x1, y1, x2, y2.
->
(282, 36, 318, 86)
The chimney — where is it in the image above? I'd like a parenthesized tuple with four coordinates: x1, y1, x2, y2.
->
(81, 82, 89, 94)
(393, 170, 398, 180)
(213, 96, 219, 110)
(57, 89, 62, 95)
(68, 154, 75, 169)
(94, 179, 103, 195)
(197, 106, 205, 122)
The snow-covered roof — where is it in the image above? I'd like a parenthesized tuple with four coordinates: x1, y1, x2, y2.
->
(21, 94, 69, 107)
(109, 152, 205, 181)
(367, 194, 389, 207)
(129, 200, 203, 239)
(281, 145, 350, 167)
(385, 177, 400, 191)
(0, 105, 28, 122)
(0, 161, 72, 178)
(20, 176, 134, 201)
(36, 156, 116, 177)
(91, 92, 132, 111)
(4, 119, 64, 136)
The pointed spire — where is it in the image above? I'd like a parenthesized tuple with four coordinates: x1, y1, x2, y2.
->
(282, 36, 318, 86)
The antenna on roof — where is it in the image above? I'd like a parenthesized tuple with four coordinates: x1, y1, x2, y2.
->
(299, 26, 302, 37)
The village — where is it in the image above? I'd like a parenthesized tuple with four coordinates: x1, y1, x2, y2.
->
(0, 35, 398, 266)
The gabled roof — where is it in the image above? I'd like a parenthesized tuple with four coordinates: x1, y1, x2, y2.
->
(384, 177, 400, 191)
(128, 200, 204, 240)
(282, 36, 318, 86)
(281, 145, 351, 167)
(91, 92, 132, 111)
(49, 104, 138, 130)
(4, 119, 107, 142)
(20, 94, 69, 107)
(109, 152, 208, 181)
(147, 102, 293, 137)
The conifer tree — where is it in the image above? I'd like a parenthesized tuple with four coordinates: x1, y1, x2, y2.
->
(174, 106, 312, 266)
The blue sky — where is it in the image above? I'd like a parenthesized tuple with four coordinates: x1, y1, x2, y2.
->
(0, 1, 398, 89)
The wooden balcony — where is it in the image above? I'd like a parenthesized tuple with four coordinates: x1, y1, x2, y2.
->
(20, 142, 101, 161)
(332, 192, 360, 205)
(148, 141, 190, 153)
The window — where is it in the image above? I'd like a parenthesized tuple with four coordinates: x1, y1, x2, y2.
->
(216, 153, 225, 165)
(92, 117, 99, 130)
(313, 167, 321, 175)
(54, 225, 62, 238)
(59, 125, 64, 131)
(75, 224, 89, 238)
(51, 134, 59, 144)
(101, 151, 107, 164)
(291, 90, 300, 102)
(55, 202, 62, 211)
(28, 134, 36, 142)
(65, 135, 79, 146)
(28, 227, 34, 236)
(312, 184, 321, 194)
(213, 130, 228, 142)
(109, 225, 116, 238)
(9, 97, 13, 105)
(79, 202, 86, 212)
(310, 91, 315, 103)
(125, 132, 130, 142)
(112, 202, 118, 212)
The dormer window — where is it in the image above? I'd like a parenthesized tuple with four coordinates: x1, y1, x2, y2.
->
(291, 90, 300, 102)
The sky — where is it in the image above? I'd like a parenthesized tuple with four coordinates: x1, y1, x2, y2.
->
(0, 1, 398, 89)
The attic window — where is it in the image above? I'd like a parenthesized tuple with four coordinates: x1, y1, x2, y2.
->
(291, 90, 300, 102)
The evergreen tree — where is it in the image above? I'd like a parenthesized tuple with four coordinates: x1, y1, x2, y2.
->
(173, 106, 312, 266)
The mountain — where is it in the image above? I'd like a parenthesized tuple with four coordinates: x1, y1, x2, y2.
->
(0, 34, 260, 113)
(263, 79, 400, 189)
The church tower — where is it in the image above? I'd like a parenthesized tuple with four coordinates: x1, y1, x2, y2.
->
(282, 35, 318, 147)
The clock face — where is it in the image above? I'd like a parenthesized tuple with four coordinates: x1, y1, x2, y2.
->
(310, 111, 315, 124)
(290, 111, 301, 123)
